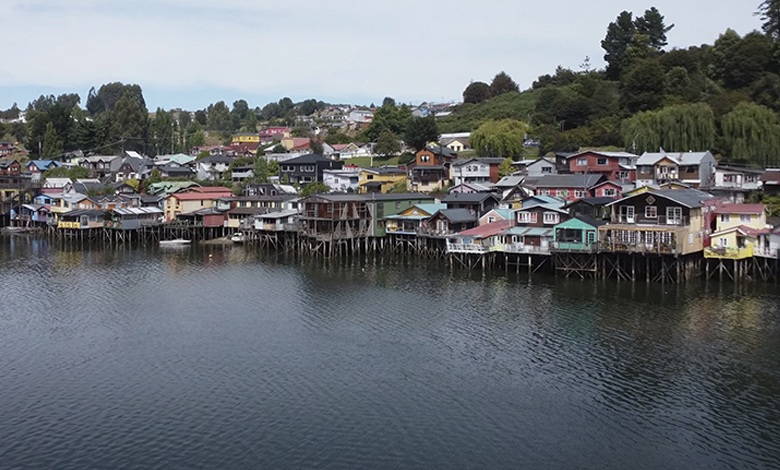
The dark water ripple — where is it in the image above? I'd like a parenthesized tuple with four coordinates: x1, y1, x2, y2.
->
(0, 238, 779, 469)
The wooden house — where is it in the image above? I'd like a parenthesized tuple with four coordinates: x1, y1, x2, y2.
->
(531, 174, 607, 202)
(407, 146, 456, 192)
(427, 209, 478, 237)
(552, 215, 606, 252)
(365, 193, 436, 237)
(358, 166, 407, 194)
(104, 207, 164, 230)
(176, 207, 227, 227)
(385, 203, 446, 235)
(566, 151, 638, 182)
(298, 194, 371, 241)
(447, 220, 513, 254)
(600, 189, 718, 255)
(57, 209, 106, 229)
(505, 203, 570, 254)
(562, 197, 614, 221)
(253, 209, 298, 232)
(479, 208, 515, 226)
(635, 151, 717, 189)
(441, 192, 500, 217)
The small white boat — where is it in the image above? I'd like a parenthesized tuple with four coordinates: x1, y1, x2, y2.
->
(160, 238, 192, 246)
(231, 233, 246, 244)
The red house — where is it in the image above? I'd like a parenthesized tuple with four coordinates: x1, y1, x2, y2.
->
(590, 180, 624, 199)
(532, 174, 607, 202)
(567, 150, 638, 182)
(0, 159, 21, 175)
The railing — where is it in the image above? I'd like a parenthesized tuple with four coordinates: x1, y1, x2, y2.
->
(753, 247, 778, 259)
(551, 242, 599, 253)
(503, 243, 551, 255)
(704, 245, 754, 260)
(602, 241, 678, 255)
(614, 215, 689, 226)
(447, 243, 489, 253)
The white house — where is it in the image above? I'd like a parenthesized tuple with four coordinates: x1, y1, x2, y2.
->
(196, 154, 232, 181)
(450, 159, 491, 186)
(323, 167, 361, 192)
(635, 151, 717, 188)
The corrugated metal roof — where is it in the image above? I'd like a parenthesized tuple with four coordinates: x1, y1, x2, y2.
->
(113, 207, 164, 215)
(453, 220, 513, 238)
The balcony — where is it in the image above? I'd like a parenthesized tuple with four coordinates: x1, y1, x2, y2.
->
(614, 215, 689, 226)
(447, 243, 489, 254)
(704, 245, 754, 260)
(753, 247, 778, 259)
(503, 243, 551, 255)
(551, 242, 599, 253)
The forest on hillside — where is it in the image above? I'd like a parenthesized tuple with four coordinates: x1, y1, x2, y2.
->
(437, 2, 780, 167)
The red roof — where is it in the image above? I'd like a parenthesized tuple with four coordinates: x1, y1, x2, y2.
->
(454, 220, 513, 238)
(714, 203, 766, 215)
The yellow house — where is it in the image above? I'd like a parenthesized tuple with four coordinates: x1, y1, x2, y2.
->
(164, 193, 224, 222)
(705, 203, 767, 259)
(712, 203, 766, 232)
(231, 133, 260, 145)
(358, 167, 407, 194)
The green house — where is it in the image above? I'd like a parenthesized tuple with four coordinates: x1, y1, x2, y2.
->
(553, 215, 606, 252)
(365, 193, 436, 237)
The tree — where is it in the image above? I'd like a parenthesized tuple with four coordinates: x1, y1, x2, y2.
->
(362, 101, 412, 141)
(711, 30, 774, 90)
(299, 99, 320, 116)
(404, 115, 438, 152)
(271, 144, 286, 153)
(310, 139, 324, 155)
(87, 82, 144, 115)
(253, 158, 270, 183)
(722, 102, 780, 166)
(243, 111, 258, 132)
(489, 72, 519, 96)
(602, 11, 636, 79)
(146, 168, 163, 186)
(757, 0, 780, 41)
(150, 108, 176, 156)
(108, 92, 148, 150)
(470, 119, 527, 158)
(42, 165, 90, 181)
(635, 7, 674, 52)
(207, 101, 231, 131)
(41, 122, 63, 157)
(463, 81, 491, 104)
(194, 110, 207, 125)
(231, 99, 249, 121)
(498, 157, 514, 178)
(374, 130, 401, 156)
(620, 59, 666, 113)
(621, 102, 716, 153)
(300, 181, 330, 197)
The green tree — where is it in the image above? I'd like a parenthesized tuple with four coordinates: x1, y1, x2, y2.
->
(87, 82, 144, 115)
(470, 119, 527, 158)
(300, 181, 329, 196)
(489, 72, 519, 97)
(253, 158, 270, 183)
(150, 108, 176, 155)
(41, 122, 63, 157)
(498, 157, 514, 178)
(634, 7, 674, 52)
(310, 139, 324, 155)
(271, 144, 286, 153)
(758, 0, 780, 41)
(42, 165, 90, 181)
(463, 81, 491, 104)
(207, 101, 232, 131)
(109, 92, 148, 150)
(620, 59, 666, 113)
(362, 101, 413, 141)
(722, 102, 780, 166)
(711, 30, 774, 90)
(602, 11, 636, 79)
(621, 102, 716, 153)
(374, 130, 401, 156)
(147, 168, 163, 185)
(243, 111, 258, 132)
(404, 115, 438, 152)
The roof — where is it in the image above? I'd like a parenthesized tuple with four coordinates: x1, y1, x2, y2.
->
(484, 208, 515, 220)
(566, 150, 638, 160)
(198, 154, 233, 164)
(362, 166, 406, 176)
(505, 227, 553, 237)
(711, 225, 762, 238)
(282, 153, 335, 164)
(361, 181, 385, 188)
(433, 208, 477, 224)
(533, 174, 606, 189)
(494, 175, 524, 188)
(761, 169, 780, 184)
(453, 220, 513, 238)
(636, 151, 715, 166)
(28, 160, 61, 170)
(714, 203, 766, 215)
(563, 197, 615, 209)
(256, 209, 298, 219)
(189, 186, 233, 193)
(112, 207, 164, 215)
(716, 165, 764, 175)
(517, 203, 568, 215)
(442, 192, 498, 203)
(168, 192, 229, 201)
(60, 209, 106, 218)
(422, 146, 457, 158)
(607, 189, 716, 208)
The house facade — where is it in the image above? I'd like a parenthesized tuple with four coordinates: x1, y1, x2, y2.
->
(566, 151, 638, 182)
(635, 151, 717, 189)
(279, 153, 343, 186)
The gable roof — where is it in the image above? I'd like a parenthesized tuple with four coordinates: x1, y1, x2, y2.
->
(714, 203, 766, 215)
(453, 220, 513, 238)
(432, 208, 477, 224)
(441, 192, 498, 204)
(607, 188, 716, 208)
(282, 153, 335, 164)
(532, 174, 606, 189)
(566, 150, 638, 160)
(636, 151, 715, 166)
(563, 196, 615, 209)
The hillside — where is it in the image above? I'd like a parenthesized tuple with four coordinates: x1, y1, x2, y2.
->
(437, 90, 539, 134)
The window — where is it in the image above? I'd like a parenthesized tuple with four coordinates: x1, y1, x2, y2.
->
(667, 206, 683, 224)
(597, 157, 608, 165)
(740, 214, 751, 222)
(282, 165, 293, 172)
(577, 158, 587, 166)
(557, 189, 569, 199)
(395, 202, 401, 210)
(488, 216, 496, 224)
(645, 206, 657, 218)
(541, 166, 552, 174)
(616, 171, 630, 179)
(574, 190, 587, 199)
(720, 214, 730, 223)
(518, 212, 537, 224)
(719, 237, 728, 247)
(421, 155, 430, 163)
(543, 212, 559, 224)
(539, 189, 551, 196)
(367, 175, 374, 180)
(603, 188, 616, 197)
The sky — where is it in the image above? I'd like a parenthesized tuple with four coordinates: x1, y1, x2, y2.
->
(0, 0, 765, 112)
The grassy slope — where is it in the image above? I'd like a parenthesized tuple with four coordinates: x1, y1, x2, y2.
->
(437, 90, 540, 133)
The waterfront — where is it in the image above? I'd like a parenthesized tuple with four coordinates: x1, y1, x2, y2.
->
(1, 237, 779, 469)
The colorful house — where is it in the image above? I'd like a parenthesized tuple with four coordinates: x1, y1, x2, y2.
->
(531, 174, 607, 202)
(566, 151, 638, 182)
(447, 220, 513, 253)
(358, 166, 407, 194)
(635, 151, 717, 189)
(385, 203, 447, 235)
(164, 192, 230, 222)
(427, 209, 478, 237)
(552, 215, 606, 252)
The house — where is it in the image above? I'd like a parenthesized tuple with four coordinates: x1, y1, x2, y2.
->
(259, 127, 290, 143)
(79, 155, 122, 178)
(441, 134, 470, 152)
(531, 174, 607, 201)
(590, 180, 624, 199)
(479, 208, 515, 226)
(552, 215, 606, 252)
(323, 167, 361, 193)
(365, 193, 436, 237)
(160, 163, 196, 179)
(566, 151, 638, 182)
(407, 146, 458, 192)
(231, 165, 255, 182)
(278, 153, 343, 186)
(635, 151, 717, 189)
(385, 203, 447, 235)
(511, 158, 557, 178)
(505, 203, 571, 254)
(57, 209, 106, 229)
(116, 156, 153, 181)
(104, 207, 164, 230)
(756, 226, 780, 258)
(447, 220, 514, 254)
(231, 133, 260, 145)
(705, 203, 767, 259)
(222, 195, 298, 228)
(253, 209, 298, 232)
(176, 207, 227, 227)
(711, 165, 762, 203)
(600, 189, 718, 255)
(760, 169, 780, 195)
(358, 166, 407, 194)
(450, 158, 503, 186)
(164, 192, 231, 222)
(146, 180, 201, 197)
(196, 154, 232, 181)
(441, 192, 500, 217)
(26, 160, 61, 180)
(243, 183, 297, 197)
(16, 204, 51, 224)
(562, 197, 614, 221)
(298, 194, 372, 241)
(427, 209, 478, 236)
(448, 182, 493, 194)
(0, 159, 22, 175)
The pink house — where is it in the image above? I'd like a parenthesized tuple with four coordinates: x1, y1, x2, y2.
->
(566, 150, 638, 182)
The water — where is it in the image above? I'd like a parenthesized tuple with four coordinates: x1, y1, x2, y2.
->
(1, 236, 779, 469)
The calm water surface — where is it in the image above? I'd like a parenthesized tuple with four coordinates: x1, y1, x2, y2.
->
(0, 236, 779, 469)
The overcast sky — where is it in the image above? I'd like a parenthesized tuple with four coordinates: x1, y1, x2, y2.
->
(0, 0, 764, 112)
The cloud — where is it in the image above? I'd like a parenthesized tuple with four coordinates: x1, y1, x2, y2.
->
(0, 0, 764, 110)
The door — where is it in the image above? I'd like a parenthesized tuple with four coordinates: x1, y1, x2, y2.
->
(620, 205, 635, 223)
